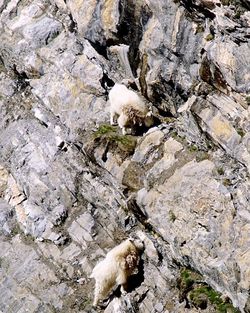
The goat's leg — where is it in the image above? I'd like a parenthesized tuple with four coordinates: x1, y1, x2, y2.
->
(117, 271, 127, 295)
(122, 127, 128, 135)
(110, 110, 118, 125)
(93, 282, 102, 307)
(118, 114, 129, 135)
(120, 284, 128, 295)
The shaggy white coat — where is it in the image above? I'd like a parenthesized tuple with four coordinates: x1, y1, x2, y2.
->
(109, 83, 153, 135)
(90, 238, 143, 307)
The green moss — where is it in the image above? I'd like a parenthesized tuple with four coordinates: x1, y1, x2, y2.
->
(113, 134, 137, 152)
(236, 127, 245, 137)
(179, 268, 202, 290)
(203, 287, 221, 304)
(114, 135, 135, 148)
(94, 124, 117, 137)
(94, 124, 137, 153)
(178, 268, 240, 312)
(190, 286, 240, 312)
(205, 34, 214, 41)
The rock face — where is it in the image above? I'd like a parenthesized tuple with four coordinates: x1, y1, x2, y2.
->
(0, 0, 249, 312)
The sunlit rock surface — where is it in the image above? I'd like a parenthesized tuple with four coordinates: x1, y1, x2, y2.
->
(0, 0, 249, 312)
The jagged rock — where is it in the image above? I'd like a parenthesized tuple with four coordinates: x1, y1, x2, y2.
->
(137, 158, 249, 310)
(0, 235, 74, 312)
(0, 0, 249, 312)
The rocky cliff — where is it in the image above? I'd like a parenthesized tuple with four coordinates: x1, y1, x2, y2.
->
(0, 0, 249, 312)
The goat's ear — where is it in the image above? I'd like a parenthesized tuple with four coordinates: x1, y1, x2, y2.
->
(146, 111, 152, 117)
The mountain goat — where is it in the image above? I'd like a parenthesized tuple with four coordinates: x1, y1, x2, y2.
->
(90, 238, 143, 307)
(109, 83, 154, 135)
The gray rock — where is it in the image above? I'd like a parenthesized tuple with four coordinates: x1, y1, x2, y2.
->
(0, 0, 249, 311)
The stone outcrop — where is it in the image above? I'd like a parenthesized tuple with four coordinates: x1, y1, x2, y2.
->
(0, 0, 249, 312)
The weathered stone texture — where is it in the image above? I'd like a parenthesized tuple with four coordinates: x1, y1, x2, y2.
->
(0, 0, 249, 312)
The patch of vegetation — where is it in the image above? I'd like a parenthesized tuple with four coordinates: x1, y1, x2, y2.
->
(190, 286, 240, 312)
(94, 124, 117, 137)
(205, 34, 214, 41)
(114, 135, 137, 151)
(94, 124, 137, 154)
(178, 268, 203, 291)
(236, 127, 245, 138)
(177, 268, 240, 312)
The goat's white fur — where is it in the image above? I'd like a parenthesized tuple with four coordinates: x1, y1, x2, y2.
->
(109, 83, 153, 135)
(90, 238, 143, 307)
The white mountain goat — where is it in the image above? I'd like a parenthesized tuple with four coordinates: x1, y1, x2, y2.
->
(90, 238, 144, 307)
(108, 83, 154, 135)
